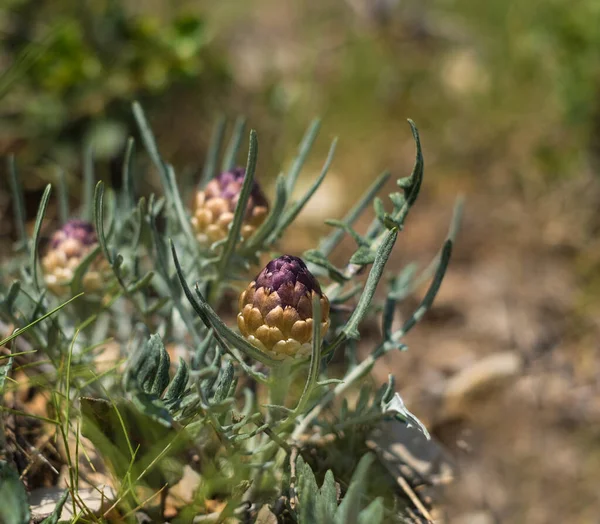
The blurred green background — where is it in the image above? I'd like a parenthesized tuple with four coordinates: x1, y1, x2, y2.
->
(2, 0, 600, 521)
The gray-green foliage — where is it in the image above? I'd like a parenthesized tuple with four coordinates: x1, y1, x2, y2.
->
(0, 102, 459, 521)
(295, 453, 384, 524)
(0, 460, 30, 524)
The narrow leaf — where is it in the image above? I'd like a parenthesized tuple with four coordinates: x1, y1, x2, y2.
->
(0, 461, 30, 524)
(218, 130, 258, 276)
(320, 170, 390, 256)
(30, 184, 52, 290)
(200, 115, 227, 188)
(7, 157, 27, 248)
(334, 453, 375, 524)
(82, 143, 95, 221)
(272, 137, 337, 242)
(287, 118, 321, 194)
(222, 116, 246, 172)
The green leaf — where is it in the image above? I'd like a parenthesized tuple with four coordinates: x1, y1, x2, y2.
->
(94, 181, 113, 264)
(166, 163, 199, 250)
(171, 240, 277, 370)
(334, 453, 375, 524)
(293, 295, 322, 414)
(122, 137, 136, 208)
(388, 192, 405, 208)
(200, 115, 226, 189)
(0, 293, 83, 347)
(3, 281, 21, 314)
(39, 489, 69, 524)
(0, 356, 13, 396)
(164, 358, 189, 406)
(324, 219, 369, 248)
(317, 470, 338, 522)
(339, 228, 398, 341)
(286, 118, 321, 194)
(245, 173, 288, 250)
(0, 461, 30, 524)
(56, 167, 69, 224)
(272, 138, 337, 243)
(297, 455, 319, 524)
(394, 119, 424, 220)
(222, 116, 247, 172)
(212, 360, 234, 403)
(30, 184, 52, 290)
(355, 384, 371, 414)
(303, 250, 348, 283)
(349, 246, 377, 266)
(151, 336, 171, 397)
(320, 170, 390, 257)
(69, 244, 102, 295)
(391, 239, 452, 342)
(373, 197, 385, 221)
(132, 101, 170, 192)
(124, 333, 170, 397)
(218, 130, 258, 276)
(357, 497, 384, 524)
(82, 142, 95, 222)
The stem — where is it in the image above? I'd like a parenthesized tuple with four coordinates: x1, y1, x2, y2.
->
(291, 343, 385, 441)
(268, 361, 293, 421)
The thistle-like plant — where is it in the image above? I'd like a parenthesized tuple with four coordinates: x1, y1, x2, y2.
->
(0, 102, 461, 523)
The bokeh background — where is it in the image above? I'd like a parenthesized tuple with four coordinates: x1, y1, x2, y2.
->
(2, 0, 600, 522)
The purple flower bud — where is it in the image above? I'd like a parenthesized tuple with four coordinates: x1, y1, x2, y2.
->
(237, 255, 330, 360)
(191, 167, 269, 245)
(50, 219, 97, 250)
(42, 220, 107, 295)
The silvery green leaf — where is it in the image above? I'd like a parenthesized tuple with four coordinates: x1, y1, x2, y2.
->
(222, 116, 246, 172)
(39, 489, 69, 524)
(355, 384, 371, 414)
(7, 157, 27, 249)
(218, 129, 258, 277)
(150, 335, 170, 397)
(164, 358, 189, 407)
(334, 453, 375, 524)
(349, 246, 377, 266)
(303, 250, 348, 283)
(199, 115, 226, 189)
(297, 455, 319, 524)
(337, 228, 398, 343)
(357, 497, 384, 524)
(286, 118, 321, 194)
(383, 393, 430, 439)
(319, 170, 390, 257)
(130, 392, 172, 427)
(388, 191, 405, 208)
(272, 137, 337, 242)
(0, 460, 30, 524)
(212, 360, 234, 403)
(317, 470, 338, 522)
(30, 184, 51, 290)
(373, 197, 385, 221)
(0, 356, 13, 396)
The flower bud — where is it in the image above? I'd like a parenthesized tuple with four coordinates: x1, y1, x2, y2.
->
(237, 255, 330, 360)
(191, 167, 269, 246)
(42, 219, 108, 295)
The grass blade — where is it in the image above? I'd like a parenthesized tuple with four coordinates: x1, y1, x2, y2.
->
(0, 292, 84, 347)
